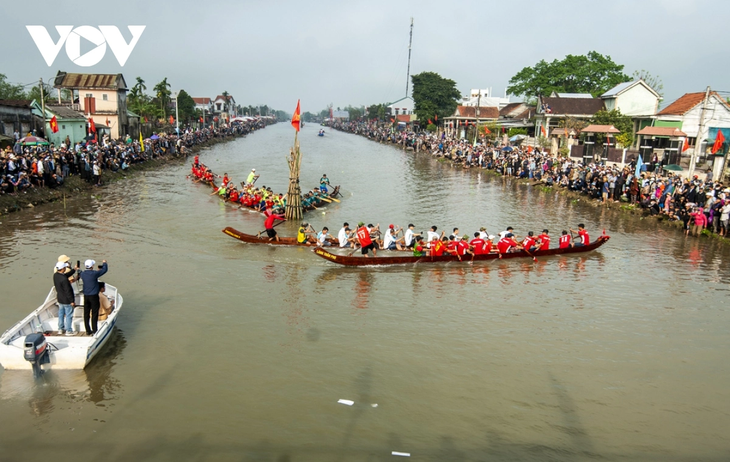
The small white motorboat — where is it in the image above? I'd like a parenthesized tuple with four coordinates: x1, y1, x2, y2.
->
(0, 284, 123, 377)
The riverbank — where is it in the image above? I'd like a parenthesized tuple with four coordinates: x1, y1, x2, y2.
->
(0, 131, 252, 216)
(341, 127, 730, 245)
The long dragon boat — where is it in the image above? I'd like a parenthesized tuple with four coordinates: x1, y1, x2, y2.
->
(222, 227, 340, 247)
(312, 235, 610, 266)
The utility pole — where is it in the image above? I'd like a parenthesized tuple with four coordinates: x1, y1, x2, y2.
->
(39, 78, 47, 138)
(475, 91, 481, 145)
(688, 86, 710, 178)
(405, 17, 414, 97)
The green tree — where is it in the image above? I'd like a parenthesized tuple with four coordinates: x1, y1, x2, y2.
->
(589, 109, 634, 147)
(507, 127, 527, 137)
(0, 73, 26, 99)
(221, 90, 230, 112)
(153, 77, 171, 117)
(176, 89, 196, 121)
(632, 69, 664, 100)
(26, 81, 54, 103)
(411, 72, 461, 123)
(507, 51, 629, 98)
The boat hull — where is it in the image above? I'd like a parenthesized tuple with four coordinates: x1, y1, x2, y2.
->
(312, 235, 610, 266)
(223, 227, 339, 247)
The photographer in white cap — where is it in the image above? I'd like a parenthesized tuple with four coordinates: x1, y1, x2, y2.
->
(79, 259, 108, 336)
(53, 255, 79, 335)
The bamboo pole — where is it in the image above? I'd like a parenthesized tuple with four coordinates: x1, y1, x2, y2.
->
(285, 131, 303, 221)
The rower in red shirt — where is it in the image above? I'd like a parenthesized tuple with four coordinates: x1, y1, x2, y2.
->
(570, 223, 590, 247)
(263, 207, 285, 242)
(497, 233, 520, 254)
(431, 238, 446, 256)
(559, 230, 571, 249)
(469, 232, 487, 255)
(356, 222, 377, 257)
(222, 173, 229, 186)
(521, 231, 537, 252)
(537, 229, 550, 250)
(456, 238, 473, 257)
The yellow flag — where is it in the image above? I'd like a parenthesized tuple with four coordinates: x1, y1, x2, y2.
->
(139, 131, 144, 152)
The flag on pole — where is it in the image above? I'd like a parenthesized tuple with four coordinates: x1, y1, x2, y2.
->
(169, 115, 174, 125)
(291, 99, 301, 132)
(682, 138, 689, 152)
(483, 126, 491, 134)
(49, 116, 59, 133)
(428, 119, 433, 125)
(635, 154, 643, 178)
(88, 117, 96, 133)
(139, 131, 144, 152)
(711, 130, 725, 154)
(540, 125, 547, 137)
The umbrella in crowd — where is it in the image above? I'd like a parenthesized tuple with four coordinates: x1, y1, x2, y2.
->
(663, 164, 683, 172)
(501, 146, 514, 152)
(18, 136, 49, 146)
(150, 134, 160, 140)
(509, 134, 526, 142)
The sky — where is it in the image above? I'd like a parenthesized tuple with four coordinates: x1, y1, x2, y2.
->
(1, 0, 728, 114)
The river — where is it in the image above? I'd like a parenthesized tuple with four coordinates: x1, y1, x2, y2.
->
(1, 123, 728, 461)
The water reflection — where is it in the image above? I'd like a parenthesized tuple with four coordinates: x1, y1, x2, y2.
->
(0, 328, 126, 416)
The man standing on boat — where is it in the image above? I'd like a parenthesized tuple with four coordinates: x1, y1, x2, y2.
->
(246, 168, 259, 185)
(53, 256, 78, 336)
(319, 174, 330, 194)
(263, 207, 285, 242)
(80, 259, 108, 336)
(356, 222, 377, 257)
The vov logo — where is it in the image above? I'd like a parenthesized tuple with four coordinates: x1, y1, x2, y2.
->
(26, 25, 146, 67)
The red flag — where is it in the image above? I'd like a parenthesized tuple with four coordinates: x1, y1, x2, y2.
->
(540, 125, 547, 137)
(106, 118, 110, 127)
(390, 118, 395, 123)
(483, 126, 491, 134)
(49, 115, 59, 134)
(712, 130, 725, 154)
(291, 99, 301, 132)
(88, 117, 96, 133)
(199, 116, 204, 123)
(169, 115, 175, 125)
(428, 119, 433, 125)
(682, 138, 689, 152)
(144, 116, 149, 123)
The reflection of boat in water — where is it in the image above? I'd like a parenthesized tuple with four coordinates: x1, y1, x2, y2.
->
(0, 328, 127, 415)
(0, 284, 123, 375)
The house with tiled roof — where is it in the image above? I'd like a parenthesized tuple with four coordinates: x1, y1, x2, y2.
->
(655, 91, 730, 176)
(498, 102, 535, 131)
(601, 80, 661, 117)
(54, 71, 129, 139)
(193, 97, 211, 112)
(444, 106, 499, 134)
(212, 94, 235, 114)
(30, 101, 87, 146)
(534, 94, 604, 137)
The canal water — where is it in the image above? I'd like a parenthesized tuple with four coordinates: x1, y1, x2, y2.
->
(0, 123, 728, 461)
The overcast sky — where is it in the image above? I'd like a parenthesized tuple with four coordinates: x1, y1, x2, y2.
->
(2, 0, 728, 114)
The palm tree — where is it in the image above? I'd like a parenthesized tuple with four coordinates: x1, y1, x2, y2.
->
(154, 78, 171, 117)
(222, 90, 230, 113)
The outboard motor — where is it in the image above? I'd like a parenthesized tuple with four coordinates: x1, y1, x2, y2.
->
(24, 333, 50, 379)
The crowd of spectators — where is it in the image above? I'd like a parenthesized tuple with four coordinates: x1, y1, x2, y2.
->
(0, 119, 269, 196)
(333, 120, 730, 238)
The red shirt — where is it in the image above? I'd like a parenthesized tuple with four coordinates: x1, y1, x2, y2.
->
(522, 236, 536, 250)
(222, 175, 229, 186)
(264, 210, 282, 229)
(447, 240, 459, 254)
(456, 240, 470, 256)
(470, 238, 486, 255)
(356, 226, 372, 246)
(497, 237, 517, 254)
(578, 229, 589, 245)
(559, 235, 571, 248)
(229, 190, 239, 202)
(484, 241, 493, 254)
(537, 233, 550, 250)
(432, 240, 446, 256)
